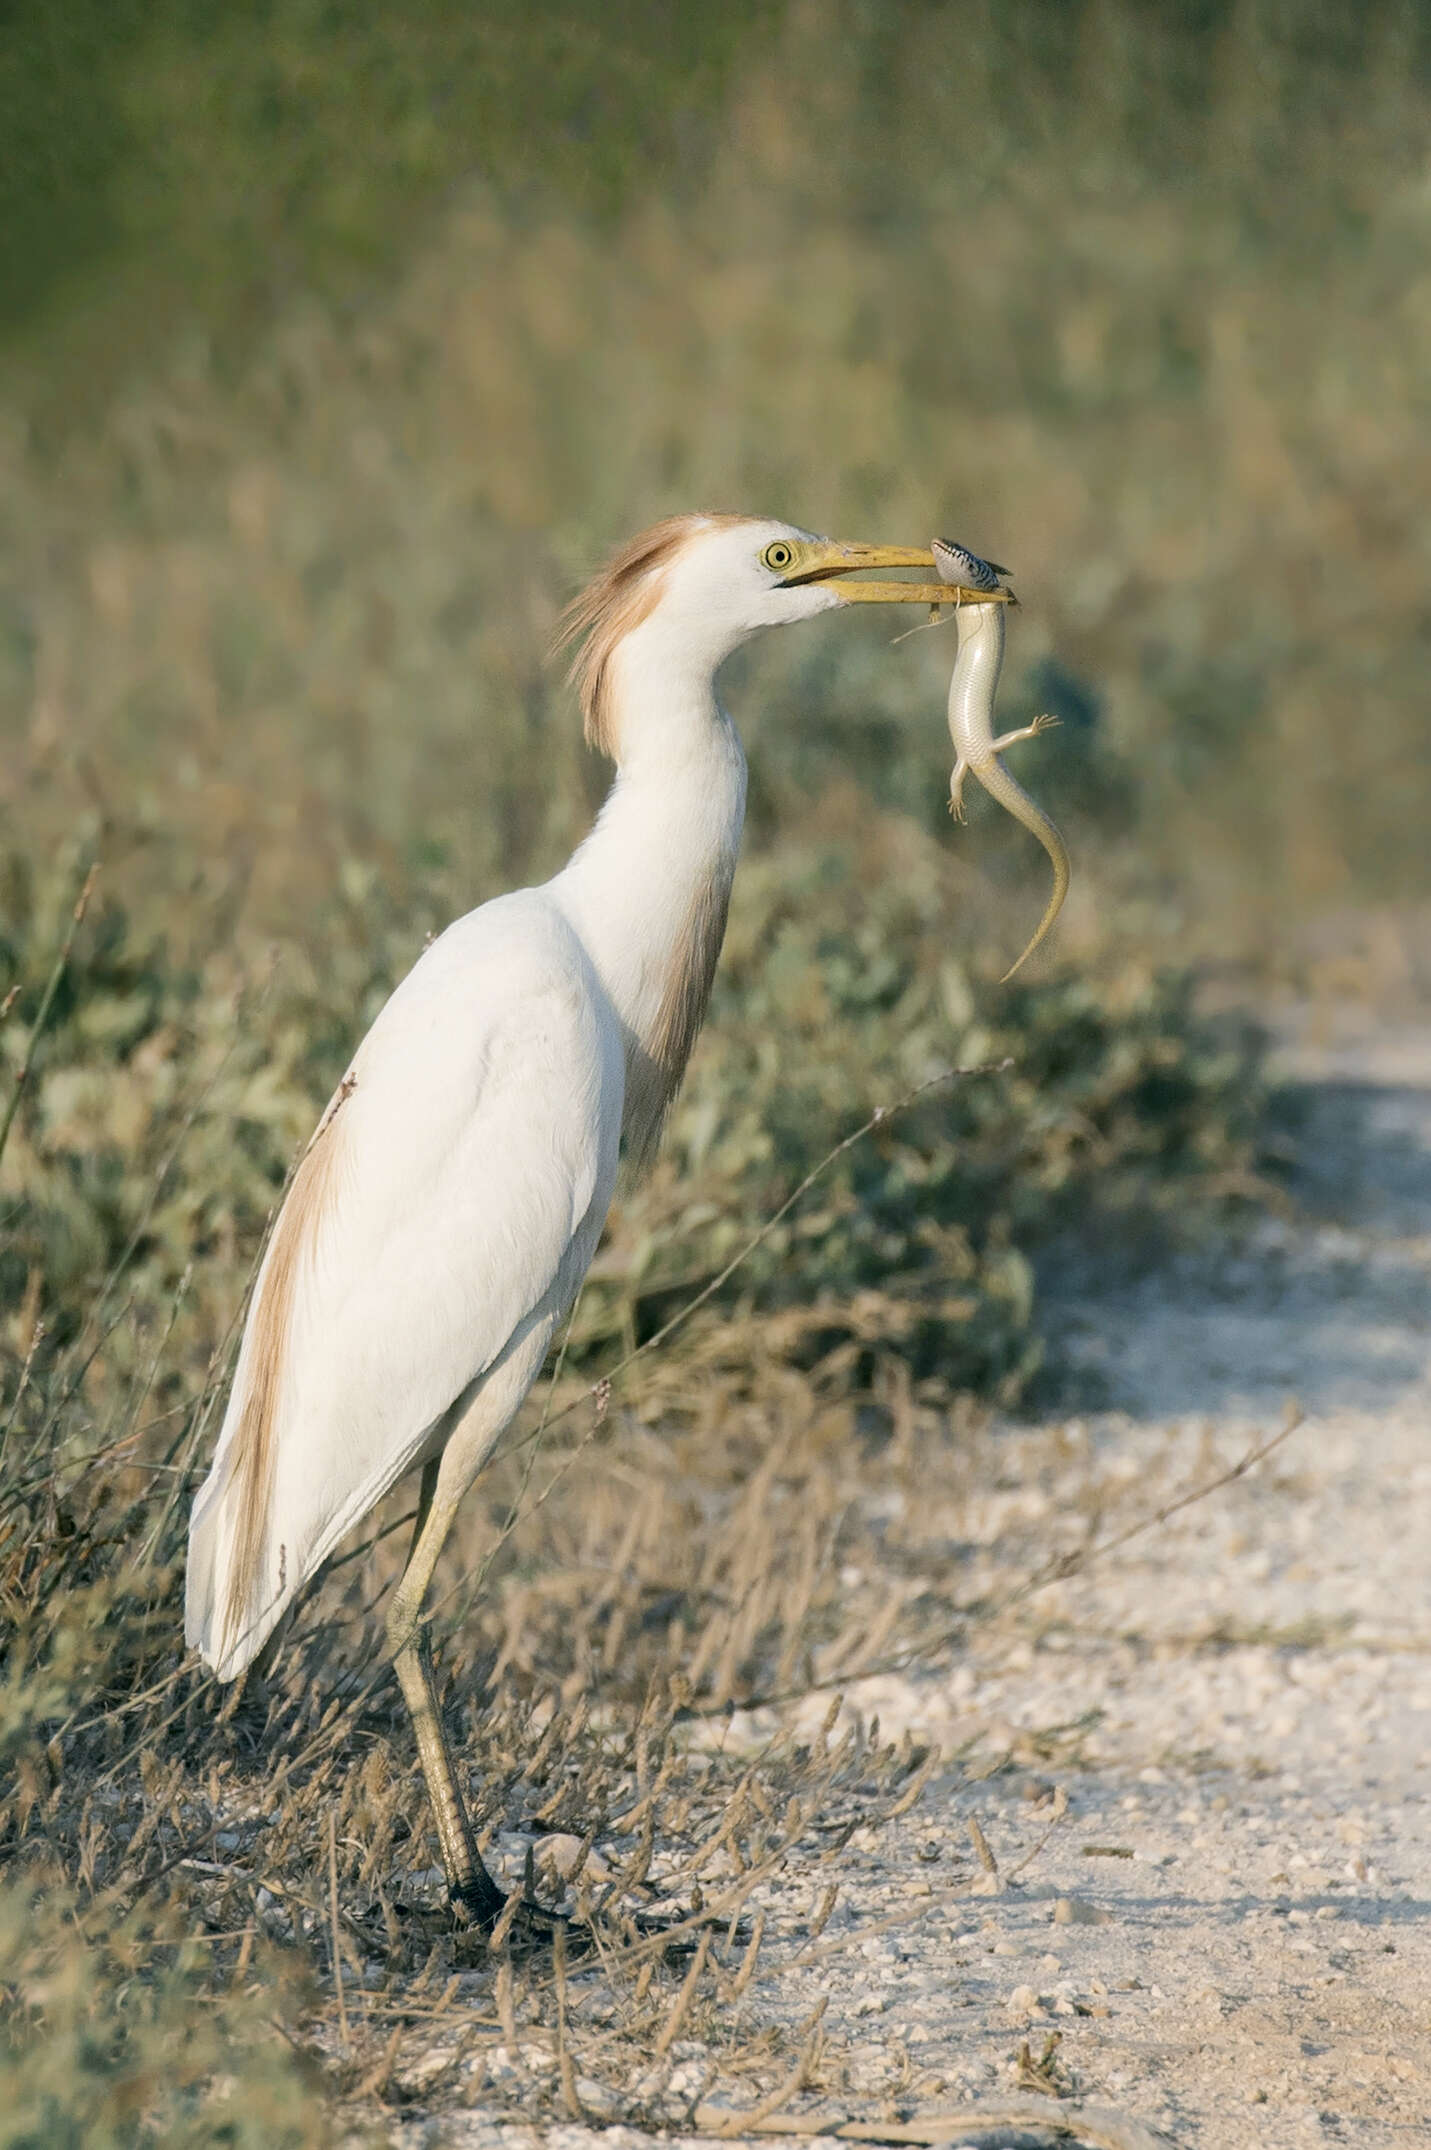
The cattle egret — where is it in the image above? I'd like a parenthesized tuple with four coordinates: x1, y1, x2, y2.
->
(185, 514, 1004, 1928)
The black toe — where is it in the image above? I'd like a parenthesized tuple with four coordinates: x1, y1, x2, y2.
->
(449, 1869, 508, 1931)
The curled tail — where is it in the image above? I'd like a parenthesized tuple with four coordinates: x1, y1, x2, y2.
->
(967, 754, 1071, 982)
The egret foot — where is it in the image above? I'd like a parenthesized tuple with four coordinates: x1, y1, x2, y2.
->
(449, 1865, 509, 1933)
(460, 1897, 585, 1960)
(480, 1858, 709, 1959)
(449, 1892, 675, 1965)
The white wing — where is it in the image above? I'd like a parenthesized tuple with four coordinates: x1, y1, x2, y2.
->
(185, 889, 624, 1679)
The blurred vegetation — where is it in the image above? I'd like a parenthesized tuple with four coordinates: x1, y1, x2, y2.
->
(2, 0, 1424, 2134)
(0, 826, 1267, 1430)
(6, 1, 1431, 926)
(0, 0, 778, 379)
(0, 1879, 322, 2148)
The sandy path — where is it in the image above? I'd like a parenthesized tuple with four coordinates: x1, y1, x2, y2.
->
(383, 1014, 1431, 2149)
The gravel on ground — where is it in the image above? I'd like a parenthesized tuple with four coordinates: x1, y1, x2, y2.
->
(372, 1010, 1431, 2150)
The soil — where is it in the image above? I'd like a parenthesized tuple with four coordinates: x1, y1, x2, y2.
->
(370, 1008, 1431, 2150)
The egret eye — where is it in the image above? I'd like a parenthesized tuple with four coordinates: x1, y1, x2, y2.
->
(762, 540, 795, 574)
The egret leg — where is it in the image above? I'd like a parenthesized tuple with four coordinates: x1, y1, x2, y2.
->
(386, 1458, 506, 1929)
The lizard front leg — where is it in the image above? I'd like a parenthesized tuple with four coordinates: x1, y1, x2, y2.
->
(988, 713, 1059, 755)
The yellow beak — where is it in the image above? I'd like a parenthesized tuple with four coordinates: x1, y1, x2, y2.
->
(786, 540, 1014, 606)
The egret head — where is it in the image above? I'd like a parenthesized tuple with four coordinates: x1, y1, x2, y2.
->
(560, 513, 991, 759)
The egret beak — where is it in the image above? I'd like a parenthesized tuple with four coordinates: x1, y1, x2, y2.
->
(784, 540, 1014, 606)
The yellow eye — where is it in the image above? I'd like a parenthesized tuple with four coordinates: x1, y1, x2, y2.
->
(762, 540, 795, 574)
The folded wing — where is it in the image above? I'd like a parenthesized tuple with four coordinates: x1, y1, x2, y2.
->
(185, 893, 623, 1679)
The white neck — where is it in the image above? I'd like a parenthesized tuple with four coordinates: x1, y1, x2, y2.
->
(551, 633, 748, 1159)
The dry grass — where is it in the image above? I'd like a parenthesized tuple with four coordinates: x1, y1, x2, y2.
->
(0, 845, 1270, 2139)
(4, 1204, 1260, 2141)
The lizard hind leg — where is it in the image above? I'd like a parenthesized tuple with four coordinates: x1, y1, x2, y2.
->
(948, 757, 970, 821)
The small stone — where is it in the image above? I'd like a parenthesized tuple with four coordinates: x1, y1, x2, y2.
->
(534, 1832, 614, 1883)
(1054, 1895, 1112, 1926)
(397, 2046, 457, 2093)
(1008, 1984, 1044, 2018)
(573, 2077, 621, 2120)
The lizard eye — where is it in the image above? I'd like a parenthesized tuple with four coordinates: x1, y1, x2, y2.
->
(762, 540, 795, 574)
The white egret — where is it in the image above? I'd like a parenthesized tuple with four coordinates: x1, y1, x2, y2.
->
(185, 514, 999, 1927)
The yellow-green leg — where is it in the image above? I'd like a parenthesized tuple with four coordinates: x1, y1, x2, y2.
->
(386, 1459, 506, 1929)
